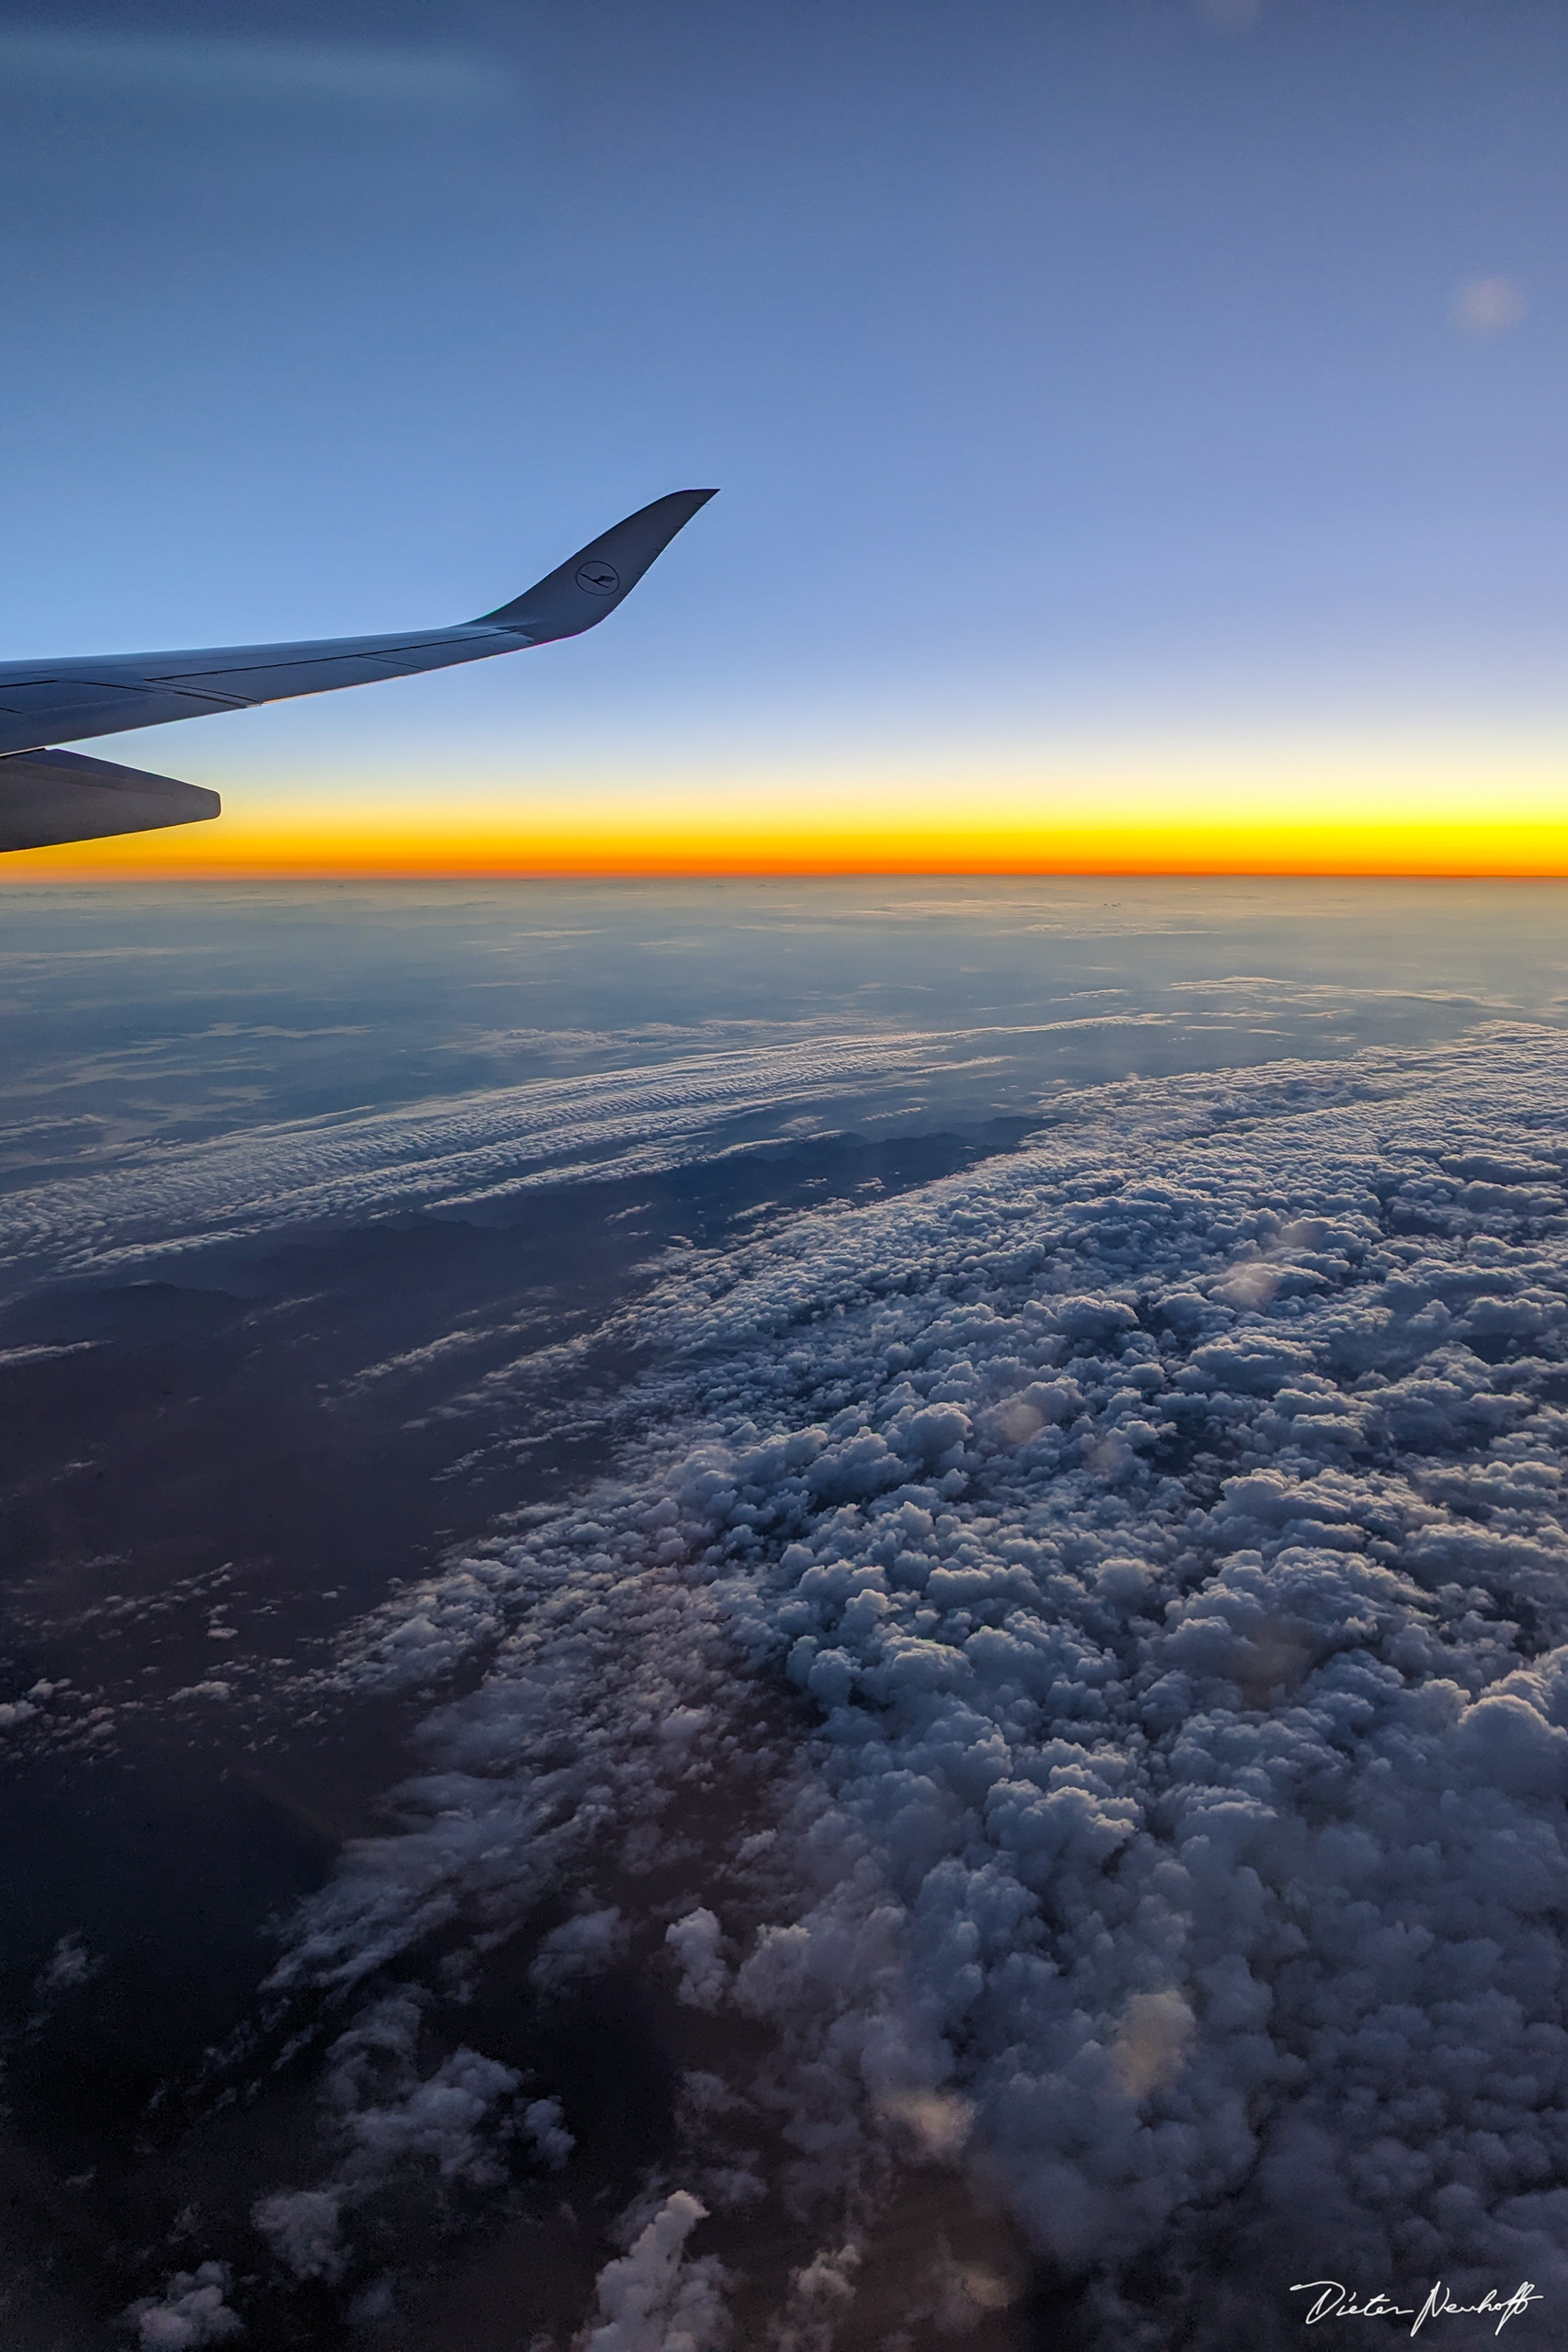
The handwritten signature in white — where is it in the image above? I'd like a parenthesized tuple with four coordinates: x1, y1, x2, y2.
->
(1292, 2280, 1543, 2336)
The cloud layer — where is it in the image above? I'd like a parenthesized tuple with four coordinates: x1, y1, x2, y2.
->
(0, 1028, 997, 1283)
(145, 1027, 1568, 2342)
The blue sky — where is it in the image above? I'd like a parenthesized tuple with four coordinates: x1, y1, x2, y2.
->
(0, 0, 1564, 839)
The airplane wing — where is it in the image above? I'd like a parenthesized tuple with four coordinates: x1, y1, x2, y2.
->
(0, 747, 222, 852)
(0, 487, 716, 852)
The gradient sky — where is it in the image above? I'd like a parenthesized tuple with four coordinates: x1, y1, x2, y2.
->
(2, 0, 1565, 876)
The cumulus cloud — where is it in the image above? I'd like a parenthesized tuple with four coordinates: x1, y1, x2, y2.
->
(246, 1027, 1568, 2344)
(246, 1990, 536, 2300)
(251, 2187, 344, 2283)
(34, 1931, 96, 1997)
(522, 2096, 575, 2169)
(341, 2041, 522, 2188)
(665, 1907, 729, 2008)
(581, 2191, 727, 2352)
(1109, 1991, 1196, 2099)
(530, 1905, 628, 1997)
(123, 2262, 242, 2347)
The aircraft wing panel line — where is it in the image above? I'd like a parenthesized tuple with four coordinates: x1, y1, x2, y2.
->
(0, 625, 520, 695)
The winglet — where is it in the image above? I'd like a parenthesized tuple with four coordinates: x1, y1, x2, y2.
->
(471, 488, 717, 640)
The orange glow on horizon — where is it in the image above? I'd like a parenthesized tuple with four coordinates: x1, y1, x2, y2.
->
(7, 740, 1568, 882)
(9, 805, 1568, 882)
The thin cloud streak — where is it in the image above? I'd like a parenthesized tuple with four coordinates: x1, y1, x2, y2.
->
(0, 25, 508, 108)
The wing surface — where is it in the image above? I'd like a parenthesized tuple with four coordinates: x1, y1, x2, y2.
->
(0, 489, 716, 761)
(0, 747, 220, 853)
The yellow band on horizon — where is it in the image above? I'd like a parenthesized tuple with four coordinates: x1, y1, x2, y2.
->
(11, 806, 1568, 880)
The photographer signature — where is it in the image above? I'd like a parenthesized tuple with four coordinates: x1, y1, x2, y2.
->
(1292, 2280, 1542, 2335)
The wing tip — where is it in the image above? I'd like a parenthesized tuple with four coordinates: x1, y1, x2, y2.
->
(472, 486, 719, 635)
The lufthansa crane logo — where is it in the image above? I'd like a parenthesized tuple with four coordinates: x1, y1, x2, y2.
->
(575, 560, 621, 597)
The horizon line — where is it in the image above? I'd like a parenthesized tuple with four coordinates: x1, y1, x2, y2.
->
(10, 859, 1568, 884)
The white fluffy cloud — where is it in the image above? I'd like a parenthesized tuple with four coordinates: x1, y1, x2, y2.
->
(253, 1028, 1568, 2343)
(123, 2263, 242, 2348)
(582, 2192, 727, 2352)
(251, 2187, 344, 2283)
(665, 1907, 728, 2008)
(247, 1988, 534, 2300)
